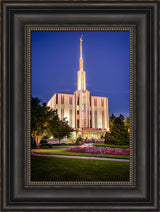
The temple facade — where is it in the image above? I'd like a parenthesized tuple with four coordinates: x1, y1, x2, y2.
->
(47, 36, 109, 139)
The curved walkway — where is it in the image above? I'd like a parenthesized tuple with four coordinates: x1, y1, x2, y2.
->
(31, 152, 129, 162)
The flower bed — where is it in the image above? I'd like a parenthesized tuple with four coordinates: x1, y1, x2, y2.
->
(66, 146, 130, 156)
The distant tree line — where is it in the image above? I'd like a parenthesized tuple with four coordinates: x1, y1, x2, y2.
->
(105, 114, 130, 145)
(31, 97, 73, 148)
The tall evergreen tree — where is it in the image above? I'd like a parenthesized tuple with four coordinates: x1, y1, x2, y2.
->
(105, 114, 129, 145)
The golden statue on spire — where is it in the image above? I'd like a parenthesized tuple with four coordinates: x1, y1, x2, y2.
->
(80, 34, 83, 43)
(80, 35, 83, 60)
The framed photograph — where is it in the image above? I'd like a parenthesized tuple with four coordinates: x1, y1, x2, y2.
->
(30, 28, 132, 184)
(1, 1, 159, 211)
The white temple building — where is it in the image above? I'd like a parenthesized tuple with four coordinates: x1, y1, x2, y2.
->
(47, 36, 109, 139)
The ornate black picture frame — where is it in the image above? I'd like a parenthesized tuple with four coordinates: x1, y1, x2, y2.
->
(1, 1, 159, 211)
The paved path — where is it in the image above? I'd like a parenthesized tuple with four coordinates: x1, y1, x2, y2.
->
(31, 152, 129, 162)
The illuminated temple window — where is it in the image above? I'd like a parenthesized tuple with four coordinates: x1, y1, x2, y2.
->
(102, 111, 105, 128)
(94, 98, 97, 106)
(101, 99, 104, 107)
(69, 109, 72, 126)
(61, 95, 64, 104)
(94, 111, 97, 128)
(56, 94, 58, 104)
(61, 109, 64, 119)
(69, 96, 72, 105)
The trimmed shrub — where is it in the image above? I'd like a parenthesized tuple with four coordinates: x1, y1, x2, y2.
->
(76, 136, 84, 145)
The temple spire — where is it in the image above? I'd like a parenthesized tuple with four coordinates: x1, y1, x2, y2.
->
(77, 35, 86, 90)
(79, 35, 83, 70)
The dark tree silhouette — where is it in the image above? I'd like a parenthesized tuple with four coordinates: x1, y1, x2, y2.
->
(105, 114, 129, 145)
(31, 97, 73, 147)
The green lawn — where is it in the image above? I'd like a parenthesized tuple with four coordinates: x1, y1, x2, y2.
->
(31, 156, 129, 181)
(32, 149, 130, 159)
(42, 145, 81, 148)
(39, 145, 74, 149)
(93, 144, 129, 149)
(41, 144, 129, 149)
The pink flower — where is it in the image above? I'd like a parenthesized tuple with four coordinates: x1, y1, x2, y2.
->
(66, 146, 130, 156)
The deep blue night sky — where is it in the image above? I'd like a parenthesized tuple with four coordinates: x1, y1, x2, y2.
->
(31, 31, 130, 117)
